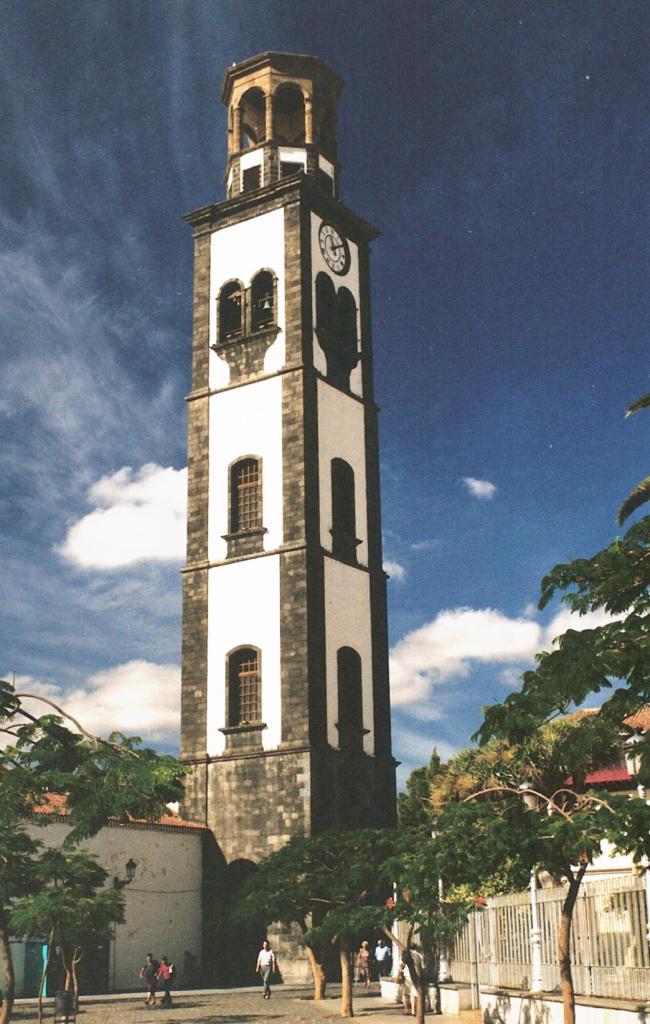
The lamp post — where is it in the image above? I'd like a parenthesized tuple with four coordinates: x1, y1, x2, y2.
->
(518, 781, 543, 993)
(624, 733, 647, 802)
(111, 858, 137, 993)
(623, 733, 650, 943)
(430, 830, 451, 984)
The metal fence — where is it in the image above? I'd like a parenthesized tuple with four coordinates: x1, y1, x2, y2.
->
(450, 874, 650, 1002)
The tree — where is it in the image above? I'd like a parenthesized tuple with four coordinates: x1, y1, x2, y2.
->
(378, 831, 461, 1024)
(235, 829, 400, 1018)
(618, 391, 650, 524)
(477, 514, 650, 756)
(10, 848, 124, 1023)
(397, 748, 443, 835)
(434, 720, 650, 1024)
(0, 679, 186, 1024)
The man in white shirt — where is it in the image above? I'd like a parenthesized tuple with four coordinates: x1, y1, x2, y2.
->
(255, 939, 277, 999)
(375, 938, 392, 977)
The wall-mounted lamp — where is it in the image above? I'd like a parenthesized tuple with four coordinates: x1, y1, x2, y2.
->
(113, 858, 138, 890)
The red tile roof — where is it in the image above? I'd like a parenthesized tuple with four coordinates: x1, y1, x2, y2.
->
(32, 793, 207, 831)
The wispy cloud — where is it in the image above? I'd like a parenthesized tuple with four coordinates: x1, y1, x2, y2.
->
(409, 538, 442, 552)
(384, 559, 406, 581)
(7, 663, 180, 746)
(462, 477, 497, 499)
(58, 464, 187, 570)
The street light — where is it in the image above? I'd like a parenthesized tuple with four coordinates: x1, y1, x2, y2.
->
(518, 781, 539, 812)
(113, 858, 137, 890)
(624, 733, 647, 801)
(623, 732, 650, 944)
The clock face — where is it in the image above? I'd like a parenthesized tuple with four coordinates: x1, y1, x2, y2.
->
(319, 222, 350, 275)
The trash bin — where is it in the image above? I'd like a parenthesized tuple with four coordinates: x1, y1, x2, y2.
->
(54, 989, 74, 1022)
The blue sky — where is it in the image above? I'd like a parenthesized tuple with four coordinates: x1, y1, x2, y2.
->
(1, 1, 648, 788)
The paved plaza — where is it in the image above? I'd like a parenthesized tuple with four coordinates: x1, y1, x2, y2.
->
(11, 985, 482, 1023)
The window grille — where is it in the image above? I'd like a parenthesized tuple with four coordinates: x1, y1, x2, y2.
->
(228, 649, 261, 725)
(231, 459, 261, 533)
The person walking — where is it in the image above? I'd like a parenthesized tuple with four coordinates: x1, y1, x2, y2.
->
(356, 941, 372, 989)
(139, 952, 160, 1006)
(375, 938, 392, 978)
(157, 956, 176, 1008)
(255, 939, 277, 999)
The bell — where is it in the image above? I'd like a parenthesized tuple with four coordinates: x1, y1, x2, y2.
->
(260, 293, 272, 310)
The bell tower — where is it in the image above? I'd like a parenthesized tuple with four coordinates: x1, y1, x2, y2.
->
(180, 50, 396, 916)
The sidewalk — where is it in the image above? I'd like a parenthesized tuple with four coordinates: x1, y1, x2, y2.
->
(313, 991, 482, 1021)
(11, 985, 482, 1023)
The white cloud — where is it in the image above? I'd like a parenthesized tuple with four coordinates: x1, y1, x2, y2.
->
(384, 559, 406, 581)
(392, 725, 460, 790)
(462, 477, 497, 499)
(58, 464, 187, 570)
(390, 603, 624, 709)
(6, 662, 180, 745)
(390, 607, 540, 706)
(543, 607, 619, 646)
(409, 538, 441, 552)
(499, 667, 525, 689)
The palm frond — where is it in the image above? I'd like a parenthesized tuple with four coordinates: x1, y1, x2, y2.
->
(618, 476, 650, 525)
(624, 392, 650, 418)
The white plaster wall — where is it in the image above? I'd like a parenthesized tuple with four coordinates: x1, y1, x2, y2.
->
(324, 558, 374, 755)
(208, 376, 283, 562)
(480, 990, 640, 1024)
(206, 555, 281, 755)
(318, 154, 335, 179)
(317, 377, 368, 564)
(279, 146, 307, 169)
(310, 210, 362, 396)
(209, 208, 286, 388)
(19, 821, 203, 994)
(239, 147, 263, 189)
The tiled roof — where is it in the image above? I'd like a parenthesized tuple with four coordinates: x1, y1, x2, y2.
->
(32, 793, 208, 831)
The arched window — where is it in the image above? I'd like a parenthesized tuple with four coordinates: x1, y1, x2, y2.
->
(337, 647, 363, 751)
(219, 282, 242, 341)
(315, 274, 358, 389)
(331, 458, 357, 563)
(273, 83, 305, 145)
(337, 288, 357, 361)
(230, 458, 262, 533)
(240, 87, 266, 148)
(228, 647, 261, 726)
(316, 272, 336, 333)
(251, 271, 275, 331)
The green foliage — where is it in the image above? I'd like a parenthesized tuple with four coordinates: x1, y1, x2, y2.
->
(397, 748, 443, 834)
(477, 516, 650, 752)
(0, 677, 187, 1019)
(619, 392, 650, 525)
(10, 847, 124, 949)
(236, 828, 401, 944)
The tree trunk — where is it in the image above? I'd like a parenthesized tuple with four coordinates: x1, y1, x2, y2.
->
(304, 943, 327, 1000)
(403, 947, 426, 1024)
(0, 910, 16, 1024)
(339, 939, 354, 1018)
(37, 931, 55, 1024)
(558, 866, 587, 1024)
(72, 948, 82, 1012)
